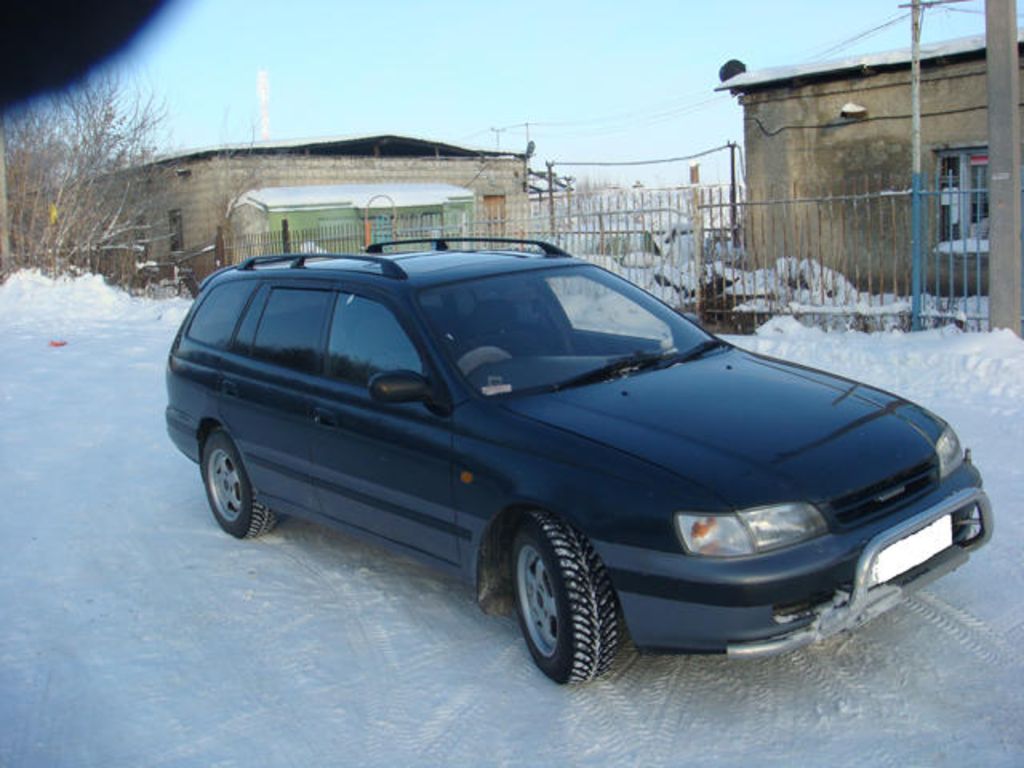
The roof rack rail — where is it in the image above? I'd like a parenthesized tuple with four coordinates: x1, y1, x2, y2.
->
(235, 252, 407, 279)
(236, 254, 298, 270)
(366, 237, 570, 258)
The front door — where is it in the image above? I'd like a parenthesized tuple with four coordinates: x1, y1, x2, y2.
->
(308, 291, 459, 565)
(482, 195, 506, 236)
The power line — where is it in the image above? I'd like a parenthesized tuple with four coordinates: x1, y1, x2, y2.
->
(493, 88, 719, 132)
(460, 88, 732, 145)
(802, 12, 911, 61)
(552, 145, 737, 168)
(520, 95, 732, 143)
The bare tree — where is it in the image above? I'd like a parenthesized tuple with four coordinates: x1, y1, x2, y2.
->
(3, 74, 169, 284)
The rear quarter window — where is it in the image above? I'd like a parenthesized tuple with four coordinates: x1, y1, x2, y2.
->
(187, 281, 255, 349)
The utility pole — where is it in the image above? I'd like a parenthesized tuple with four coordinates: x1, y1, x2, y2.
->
(728, 141, 738, 246)
(911, 1, 923, 178)
(986, 0, 1022, 334)
(0, 115, 9, 274)
(901, 0, 971, 176)
(546, 161, 556, 234)
(909, 0, 925, 328)
(901, 0, 969, 329)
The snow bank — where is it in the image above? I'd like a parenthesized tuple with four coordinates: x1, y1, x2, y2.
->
(728, 317, 1024, 406)
(0, 270, 191, 333)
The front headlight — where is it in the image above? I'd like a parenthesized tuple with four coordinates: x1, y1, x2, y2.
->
(675, 503, 826, 558)
(935, 425, 963, 478)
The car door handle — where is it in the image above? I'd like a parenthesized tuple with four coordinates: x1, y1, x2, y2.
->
(312, 408, 338, 428)
(220, 379, 239, 397)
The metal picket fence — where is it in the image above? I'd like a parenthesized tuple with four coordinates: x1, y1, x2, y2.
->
(220, 182, 1013, 332)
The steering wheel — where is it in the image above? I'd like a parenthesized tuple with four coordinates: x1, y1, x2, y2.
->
(457, 345, 512, 375)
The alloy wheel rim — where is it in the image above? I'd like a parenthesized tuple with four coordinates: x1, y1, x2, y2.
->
(207, 448, 243, 523)
(516, 544, 559, 657)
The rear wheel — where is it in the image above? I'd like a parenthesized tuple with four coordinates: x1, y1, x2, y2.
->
(512, 511, 620, 684)
(201, 430, 276, 539)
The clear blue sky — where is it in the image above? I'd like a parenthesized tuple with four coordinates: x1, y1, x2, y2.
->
(111, 0, 991, 186)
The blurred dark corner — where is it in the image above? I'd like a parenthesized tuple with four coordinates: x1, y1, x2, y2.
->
(2, 0, 168, 109)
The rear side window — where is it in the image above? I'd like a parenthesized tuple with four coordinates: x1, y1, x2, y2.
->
(187, 281, 255, 349)
(327, 293, 423, 386)
(251, 288, 332, 373)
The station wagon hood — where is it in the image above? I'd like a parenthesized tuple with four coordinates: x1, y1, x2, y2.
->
(502, 348, 939, 510)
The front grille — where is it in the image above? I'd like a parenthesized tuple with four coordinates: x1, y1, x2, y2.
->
(829, 458, 939, 526)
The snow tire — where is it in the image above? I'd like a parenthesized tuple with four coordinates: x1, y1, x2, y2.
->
(512, 510, 620, 684)
(200, 429, 277, 539)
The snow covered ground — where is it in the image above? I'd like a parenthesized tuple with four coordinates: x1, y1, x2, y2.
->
(1, 271, 1022, 767)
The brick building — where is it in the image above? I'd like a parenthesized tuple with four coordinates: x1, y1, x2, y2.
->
(141, 134, 529, 268)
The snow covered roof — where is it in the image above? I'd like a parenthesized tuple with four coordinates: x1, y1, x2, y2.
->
(717, 31, 1024, 93)
(154, 133, 521, 165)
(236, 183, 476, 212)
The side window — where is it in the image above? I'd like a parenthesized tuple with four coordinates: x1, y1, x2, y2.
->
(327, 294, 423, 387)
(187, 281, 255, 349)
(251, 288, 332, 373)
(231, 285, 269, 354)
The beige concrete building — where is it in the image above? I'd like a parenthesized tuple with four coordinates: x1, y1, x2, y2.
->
(719, 33, 1023, 197)
(716, 34, 1023, 296)
(140, 134, 529, 273)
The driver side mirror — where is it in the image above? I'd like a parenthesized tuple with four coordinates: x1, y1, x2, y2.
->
(369, 370, 432, 404)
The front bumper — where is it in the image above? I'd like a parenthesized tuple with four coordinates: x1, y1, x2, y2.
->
(605, 484, 992, 654)
(726, 487, 991, 657)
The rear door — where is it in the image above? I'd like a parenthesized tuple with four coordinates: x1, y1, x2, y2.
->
(217, 283, 333, 515)
(308, 290, 459, 565)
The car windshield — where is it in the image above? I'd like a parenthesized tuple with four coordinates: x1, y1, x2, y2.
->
(417, 265, 718, 396)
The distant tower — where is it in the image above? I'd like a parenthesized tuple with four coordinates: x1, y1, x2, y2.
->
(257, 69, 271, 141)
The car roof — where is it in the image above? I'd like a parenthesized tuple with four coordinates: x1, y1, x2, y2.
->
(202, 244, 585, 293)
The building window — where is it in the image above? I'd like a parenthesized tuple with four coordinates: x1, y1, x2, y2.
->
(169, 209, 184, 252)
(937, 150, 988, 244)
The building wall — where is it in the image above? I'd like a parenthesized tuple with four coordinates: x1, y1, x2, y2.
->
(740, 57, 1024, 195)
(735, 56, 1023, 292)
(148, 153, 528, 265)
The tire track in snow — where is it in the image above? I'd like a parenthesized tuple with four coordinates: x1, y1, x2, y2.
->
(629, 656, 719, 763)
(263, 527, 405, 676)
(592, 653, 775, 764)
(787, 644, 863, 717)
(783, 638, 910, 768)
(904, 591, 1018, 666)
(367, 634, 526, 764)
(560, 657, 661, 765)
(415, 654, 513, 765)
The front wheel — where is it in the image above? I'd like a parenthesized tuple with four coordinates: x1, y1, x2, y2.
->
(512, 511, 620, 684)
(200, 429, 276, 539)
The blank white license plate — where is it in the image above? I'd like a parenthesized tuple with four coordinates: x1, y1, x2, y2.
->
(871, 515, 953, 586)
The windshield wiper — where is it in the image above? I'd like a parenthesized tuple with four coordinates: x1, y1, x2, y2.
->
(552, 349, 671, 391)
(674, 338, 728, 363)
